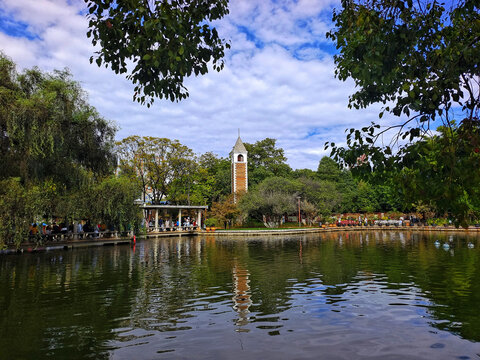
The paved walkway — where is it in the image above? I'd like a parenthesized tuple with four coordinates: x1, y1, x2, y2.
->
(210, 225, 480, 236)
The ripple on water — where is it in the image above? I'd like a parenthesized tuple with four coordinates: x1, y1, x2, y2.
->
(2, 232, 480, 359)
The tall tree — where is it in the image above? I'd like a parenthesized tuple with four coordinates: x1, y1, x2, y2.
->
(116, 135, 150, 202)
(116, 136, 196, 204)
(393, 125, 480, 226)
(87, 175, 141, 231)
(167, 156, 198, 205)
(146, 138, 195, 203)
(326, 0, 480, 224)
(317, 156, 342, 183)
(316, 157, 359, 213)
(238, 177, 299, 228)
(0, 53, 133, 247)
(297, 177, 342, 217)
(198, 152, 231, 204)
(0, 53, 117, 186)
(244, 138, 291, 187)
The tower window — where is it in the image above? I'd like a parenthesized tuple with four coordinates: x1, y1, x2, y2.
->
(237, 154, 244, 162)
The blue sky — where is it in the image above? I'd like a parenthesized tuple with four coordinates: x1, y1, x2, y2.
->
(0, 0, 388, 169)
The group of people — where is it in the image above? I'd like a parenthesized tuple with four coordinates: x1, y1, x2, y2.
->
(29, 222, 70, 236)
(29, 220, 108, 239)
(333, 215, 370, 226)
(147, 217, 198, 230)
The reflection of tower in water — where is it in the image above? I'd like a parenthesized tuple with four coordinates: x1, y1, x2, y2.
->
(232, 263, 252, 328)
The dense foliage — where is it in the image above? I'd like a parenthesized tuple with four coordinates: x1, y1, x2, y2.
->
(116, 136, 231, 205)
(326, 0, 480, 226)
(0, 53, 140, 248)
(244, 138, 292, 186)
(116, 136, 196, 203)
(0, 48, 457, 241)
(327, 0, 479, 131)
(82, 0, 480, 226)
(208, 194, 239, 229)
(115, 133, 399, 229)
(85, 0, 230, 105)
(238, 156, 397, 228)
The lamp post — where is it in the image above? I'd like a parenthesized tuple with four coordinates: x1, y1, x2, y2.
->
(297, 196, 301, 228)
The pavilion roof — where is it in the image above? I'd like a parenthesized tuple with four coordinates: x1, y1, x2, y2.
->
(141, 204, 208, 210)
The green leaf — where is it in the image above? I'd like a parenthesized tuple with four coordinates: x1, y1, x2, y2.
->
(84, 0, 229, 104)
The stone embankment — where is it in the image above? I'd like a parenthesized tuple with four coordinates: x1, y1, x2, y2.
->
(211, 225, 480, 236)
(2, 225, 479, 254)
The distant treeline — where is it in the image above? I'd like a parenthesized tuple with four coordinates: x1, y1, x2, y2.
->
(1, 52, 478, 247)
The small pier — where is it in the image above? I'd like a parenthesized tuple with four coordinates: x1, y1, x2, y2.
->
(1, 231, 134, 254)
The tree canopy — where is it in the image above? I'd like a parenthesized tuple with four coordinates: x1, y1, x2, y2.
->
(0, 53, 140, 247)
(327, 0, 479, 130)
(0, 54, 116, 186)
(116, 136, 196, 204)
(244, 138, 292, 187)
(326, 0, 480, 226)
(326, 0, 480, 155)
(239, 177, 298, 228)
(85, 0, 230, 105)
(381, 124, 480, 226)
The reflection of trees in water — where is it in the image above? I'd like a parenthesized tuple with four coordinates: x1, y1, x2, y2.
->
(128, 238, 233, 331)
(272, 231, 480, 341)
(1, 230, 480, 358)
(0, 246, 141, 359)
(208, 231, 480, 341)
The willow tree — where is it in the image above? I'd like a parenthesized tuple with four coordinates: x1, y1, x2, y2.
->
(0, 53, 122, 247)
(0, 53, 116, 187)
(88, 175, 141, 231)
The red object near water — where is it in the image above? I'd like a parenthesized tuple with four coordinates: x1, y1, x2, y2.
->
(133, 235, 136, 244)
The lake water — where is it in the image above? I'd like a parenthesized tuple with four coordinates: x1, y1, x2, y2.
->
(1, 231, 480, 359)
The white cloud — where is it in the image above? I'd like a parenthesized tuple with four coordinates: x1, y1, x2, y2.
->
(0, 0, 389, 170)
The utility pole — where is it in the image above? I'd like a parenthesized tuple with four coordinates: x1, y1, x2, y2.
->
(297, 196, 301, 227)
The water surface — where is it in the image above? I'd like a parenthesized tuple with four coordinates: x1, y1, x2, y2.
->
(1, 231, 480, 359)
